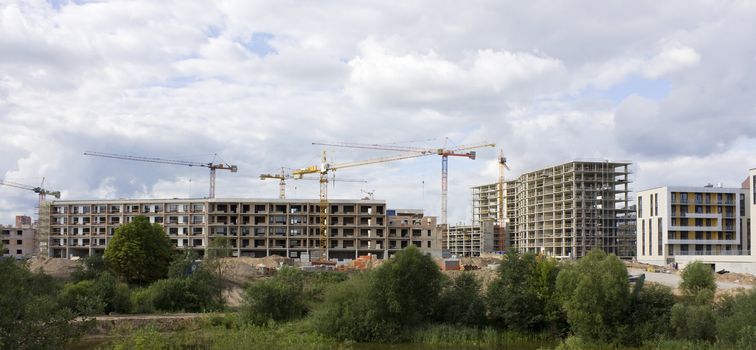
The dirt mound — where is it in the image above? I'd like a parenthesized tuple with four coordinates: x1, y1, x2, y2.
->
(27, 257, 80, 279)
(716, 272, 756, 285)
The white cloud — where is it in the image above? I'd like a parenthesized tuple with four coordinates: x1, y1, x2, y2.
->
(1, 0, 755, 226)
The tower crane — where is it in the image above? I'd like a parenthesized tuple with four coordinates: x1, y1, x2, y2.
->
(0, 178, 61, 207)
(83, 151, 238, 198)
(260, 167, 367, 199)
(497, 149, 510, 251)
(1, 178, 61, 256)
(292, 149, 444, 262)
(311, 141, 496, 227)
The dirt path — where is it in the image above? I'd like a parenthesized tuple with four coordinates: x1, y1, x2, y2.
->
(628, 268, 754, 290)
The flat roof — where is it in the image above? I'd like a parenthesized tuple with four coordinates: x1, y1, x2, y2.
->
(50, 197, 386, 205)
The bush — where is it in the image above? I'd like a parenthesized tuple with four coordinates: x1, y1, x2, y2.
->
(622, 283, 675, 344)
(370, 245, 443, 327)
(60, 273, 131, 315)
(311, 272, 398, 342)
(312, 245, 444, 342)
(680, 261, 716, 302)
(487, 252, 561, 332)
(134, 265, 222, 313)
(670, 303, 716, 342)
(71, 254, 108, 282)
(556, 250, 630, 344)
(716, 289, 756, 347)
(436, 273, 486, 326)
(240, 267, 307, 325)
(0, 258, 91, 349)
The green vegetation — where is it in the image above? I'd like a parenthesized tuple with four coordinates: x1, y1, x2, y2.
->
(104, 216, 173, 285)
(241, 267, 308, 325)
(0, 256, 92, 350)
(435, 272, 486, 326)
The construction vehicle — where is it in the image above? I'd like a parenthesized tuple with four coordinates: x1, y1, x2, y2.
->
(311, 140, 495, 227)
(293, 149, 455, 263)
(260, 167, 366, 199)
(84, 151, 237, 198)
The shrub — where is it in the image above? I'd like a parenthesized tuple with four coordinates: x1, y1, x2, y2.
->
(556, 250, 630, 344)
(60, 273, 131, 315)
(670, 303, 716, 342)
(240, 267, 306, 325)
(311, 272, 398, 342)
(71, 254, 108, 282)
(312, 246, 444, 342)
(716, 289, 756, 346)
(488, 251, 563, 333)
(679, 261, 716, 303)
(130, 288, 155, 314)
(0, 258, 91, 349)
(621, 283, 675, 345)
(436, 273, 486, 326)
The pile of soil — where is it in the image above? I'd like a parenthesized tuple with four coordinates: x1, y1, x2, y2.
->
(27, 257, 80, 279)
(716, 272, 756, 285)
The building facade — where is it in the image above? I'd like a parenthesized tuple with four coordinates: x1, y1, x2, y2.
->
(636, 181, 754, 274)
(44, 198, 441, 261)
(514, 161, 633, 258)
(387, 209, 442, 258)
(1, 226, 35, 258)
(471, 180, 517, 252)
(446, 221, 494, 257)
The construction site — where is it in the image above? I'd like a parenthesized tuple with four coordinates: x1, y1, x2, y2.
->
(2, 142, 637, 265)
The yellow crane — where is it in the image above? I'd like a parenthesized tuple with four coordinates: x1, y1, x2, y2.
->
(311, 141, 496, 227)
(0, 178, 61, 255)
(260, 167, 367, 199)
(292, 149, 447, 262)
(497, 149, 510, 251)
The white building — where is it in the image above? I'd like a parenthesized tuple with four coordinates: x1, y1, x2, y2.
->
(636, 170, 755, 274)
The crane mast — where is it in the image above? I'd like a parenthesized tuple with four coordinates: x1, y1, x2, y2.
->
(292, 149, 436, 261)
(497, 149, 510, 251)
(84, 151, 237, 198)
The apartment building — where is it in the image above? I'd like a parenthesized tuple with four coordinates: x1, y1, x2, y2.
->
(387, 209, 442, 258)
(471, 180, 517, 251)
(44, 198, 441, 261)
(1, 225, 35, 258)
(446, 221, 494, 257)
(514, 161, 633, 258)
(636, 171, 755, 274)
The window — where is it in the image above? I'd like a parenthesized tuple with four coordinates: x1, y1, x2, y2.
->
(16, 240, 22, 245)
(681, 193, 688, 203)
(16, 249, 22, 255)
(648, 219, 653, 256)
(641, 221, 646, 256)
(638, 196, 643, 218)
(741, 194, 746, 216)
(656, 218, 664, 256)
(654, 194, 658, 216)
(753, 175, 756, 204)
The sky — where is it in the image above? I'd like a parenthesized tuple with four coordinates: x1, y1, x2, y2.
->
(1, 0, 755, 225)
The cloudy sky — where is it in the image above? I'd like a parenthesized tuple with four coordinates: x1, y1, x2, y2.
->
(1, 0, 755, 225)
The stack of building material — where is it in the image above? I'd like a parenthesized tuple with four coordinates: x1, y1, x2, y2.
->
(442, 258, 461, 271)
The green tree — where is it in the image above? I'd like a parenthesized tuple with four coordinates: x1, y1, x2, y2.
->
(71, 254, 108, 282)
(716, 288, 756, 346)
(679, 261, 716, 302)
(205, 237, 233, 305)
(556, 249, 630, 344)
(487, 251, 562, 332)
(104, 216, 173, 284)
(670, 303, 716, 342)
(436, 272, 486, 326)
(0, 258, 91, 349)
(623, 283, 675, 345)
(241, 267, 307, 325)
(312, 245, 444, 342)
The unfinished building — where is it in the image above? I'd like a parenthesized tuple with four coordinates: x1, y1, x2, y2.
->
(387, 209, 442, 258)
(515, 161, 633, 258)
(446, 221, 494, 257)
(44, 198, 441, 261)
(472, 180, 517, 252)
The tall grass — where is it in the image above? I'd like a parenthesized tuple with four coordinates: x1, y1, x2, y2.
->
(408, 324, 554, 348)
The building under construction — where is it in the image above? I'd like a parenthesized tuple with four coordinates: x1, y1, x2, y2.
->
(44, 198, 441, 260)
(458, 160, 634, 258)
